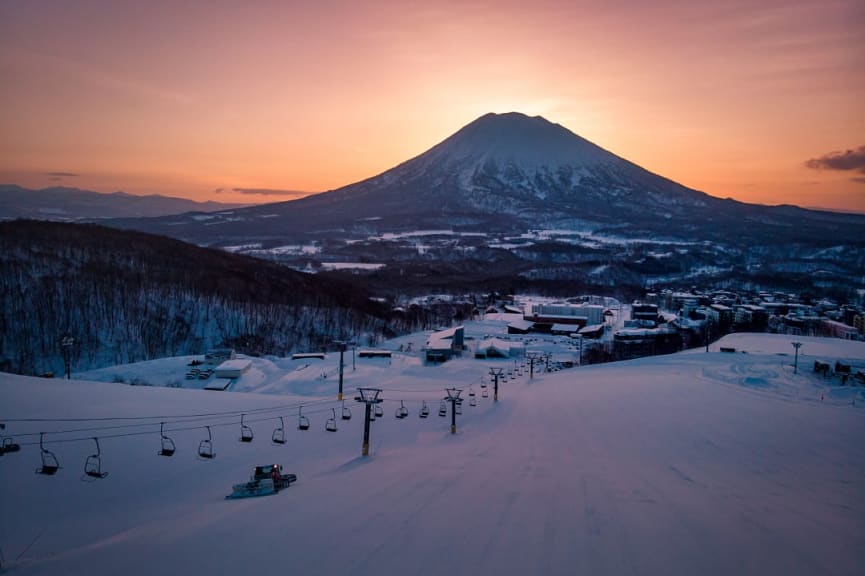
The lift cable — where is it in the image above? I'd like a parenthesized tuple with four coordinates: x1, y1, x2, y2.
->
(0, 396, 337, 424)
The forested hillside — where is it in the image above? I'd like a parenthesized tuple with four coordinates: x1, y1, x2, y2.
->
(0, 221, 421, 376)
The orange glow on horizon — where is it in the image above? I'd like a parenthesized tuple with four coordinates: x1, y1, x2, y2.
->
(1, 0, 863, 211)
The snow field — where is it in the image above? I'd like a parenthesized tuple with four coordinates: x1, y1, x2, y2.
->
(1, 335, 864, 575)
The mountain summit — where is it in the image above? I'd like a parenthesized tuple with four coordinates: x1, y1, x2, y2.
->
(418, 112, 614, 168)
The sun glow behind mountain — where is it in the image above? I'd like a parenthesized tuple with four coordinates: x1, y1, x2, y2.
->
(0, 1, 863, 211)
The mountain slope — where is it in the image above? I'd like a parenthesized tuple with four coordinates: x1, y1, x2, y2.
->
(0, 185, 248, 220)
(1, 335, 863, 575)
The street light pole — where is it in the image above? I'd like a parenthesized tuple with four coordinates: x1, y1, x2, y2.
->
(60, 334, 75, 379)
(792, 341, 802, 374)
(335, 341, 347, 400)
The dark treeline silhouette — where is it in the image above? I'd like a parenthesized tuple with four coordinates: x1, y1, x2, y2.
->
(0, 221, 454, 376)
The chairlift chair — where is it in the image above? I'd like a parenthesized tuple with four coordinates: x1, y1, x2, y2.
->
(419, 400, 430, 419)
(373, 403, 383, 419)
(468, 388, 476, 397)
(198, 426, 215, 460)
(341, 402, 352, 421)
(395, 400, 408, 419)
(2, 436, 21, 454)
(239, 414, 254, 443)
(158, 422, 176, 457)
(0, 423, 20, 455)
(297, 406, 310, 431)
(325, 409, 338, 432)
(438, 400, 447, 417)
(455, 400, 463, 415)
(482, 388, 489, 398)
(36, 432, 60, 475)
(83, 437, 108, 480)
(469, 396, 477, 407)
(272, 416, 286, 445)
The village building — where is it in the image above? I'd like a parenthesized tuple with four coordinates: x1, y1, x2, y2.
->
(424, 326, 465, 362)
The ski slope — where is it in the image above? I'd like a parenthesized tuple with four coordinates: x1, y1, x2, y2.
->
(1, 334, 863, 575)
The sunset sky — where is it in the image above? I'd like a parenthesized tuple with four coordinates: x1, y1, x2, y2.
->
(1, 0, 863, 211)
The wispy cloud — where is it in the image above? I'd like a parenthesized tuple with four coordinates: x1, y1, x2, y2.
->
(45, 171, 80, 182)
(226, 188, 309, 198)
(805, 146, 865, 174)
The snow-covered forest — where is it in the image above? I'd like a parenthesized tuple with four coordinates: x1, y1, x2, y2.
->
(0, 221, 466, 375)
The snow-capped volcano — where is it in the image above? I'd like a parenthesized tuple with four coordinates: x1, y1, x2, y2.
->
(273, 111, 715, 231)
(104, 112, 865, 293)
(109, 112, 863, 242)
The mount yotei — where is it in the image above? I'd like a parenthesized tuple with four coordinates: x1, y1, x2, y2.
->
(106, 113, 865, 295)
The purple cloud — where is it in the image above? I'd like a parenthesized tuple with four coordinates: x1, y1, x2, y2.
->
(805, 146, 865, 174)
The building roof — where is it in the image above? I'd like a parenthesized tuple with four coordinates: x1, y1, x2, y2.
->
(216, 359, 252, 371)
(508, 319, 535, 331)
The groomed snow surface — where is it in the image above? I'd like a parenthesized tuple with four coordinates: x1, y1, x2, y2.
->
(1, 333, 863, 576)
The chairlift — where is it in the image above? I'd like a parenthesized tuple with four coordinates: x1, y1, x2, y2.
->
(438, 400, 447, 417)
(272, 416, 286, 445)
(455, 400, 463, 415)
(158, 422, 176, 457)
(482, 388, 489, 398)
(469, 395, 477, 407)
(198, 426, 215, 460)
(341, 402, 352, 421)
(373, 403, 383, 419)
(1, 436, 20, 454)
(395, 400, 408, 419)
(419, 400, 430, 419)
(83, 437, 108, 480)
(297, 406, 310, 431)
(239, 414, 254, 443)
(325, 409, 338, 432)
(468, 388, 476, 397)
(0, 423, 20, 455)
(35, 432, 60, 475)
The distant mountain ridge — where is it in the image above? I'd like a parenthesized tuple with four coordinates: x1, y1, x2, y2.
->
(0, 185, 248, 220)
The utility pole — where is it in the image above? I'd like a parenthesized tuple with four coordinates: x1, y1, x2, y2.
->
(577, 334, 584, 366)
(445, 388, 463, 433)
(489, 367, 503, 401)
(335, 341, 347, 400)
(60, 334, 75, 379)
(792, 341, 802, 374)
(355, 387, 382, 456)
(705, 318, 712, 353)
